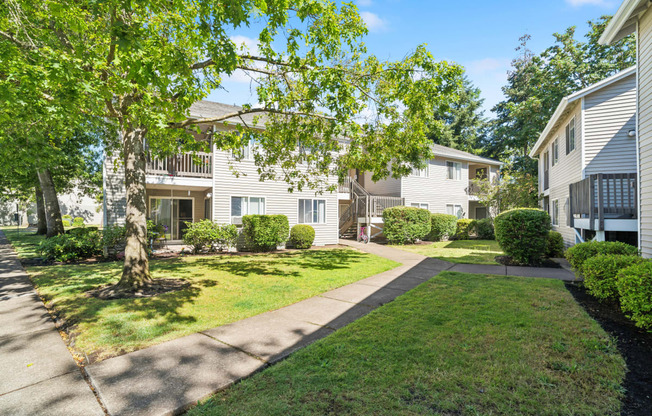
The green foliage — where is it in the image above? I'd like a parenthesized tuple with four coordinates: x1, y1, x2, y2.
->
(616, 262, 652, 329)
(565, 241, 639, 274)
(62, 215, 72, 221)
(494, 208, 551, 265)
(454, 219, 475, 240)
(38, 229, 102, 262)
(474, 218, 494, 240)
(242, 215, 290, 252)
(546, 231, 565, 258)
(62, 220, 71, 227)
(472, 170, 539, 215)
(182, 220, 238, 254)
(289, 224, 316, 249)
(72, 217, 84, 227)
(382, 206, 431, 245)
(428, 213, 457, 241)
(102, 225, 126, 260)
(583, 255, 645, 301)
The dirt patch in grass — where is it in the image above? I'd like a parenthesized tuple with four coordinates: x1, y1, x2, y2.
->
(87, 278, 191, 300)
(565, 282, 652, 416)
(495, 255, 562, 268)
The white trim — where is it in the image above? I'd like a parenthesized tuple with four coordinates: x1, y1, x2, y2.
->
(445, 160, 463, 181)
(297, 197, 328, 225)
(211, 132, 216, 223)
(410, 202, 429, 210)
(529, 67, 637, 157)
(229, 195, 267, 224)
(599, 0, 645, 45)
(581, 97, 586, 178)
(636, 19, 642, 250)
(145, 175, 212, 188)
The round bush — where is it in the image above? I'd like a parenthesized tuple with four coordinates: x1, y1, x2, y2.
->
(428, 214, 457, 241)
(582, 255, 645, 301)
(565, 241, 639, 274)
(616, 262, 652, 329)
(454, 219, 474, 240)
(382, 206, 431, 245)
(546, 231, 565, 258)
(72, 217, 85, 227)
(474, 218, 494, 240)
(494, 208, 551, 265)
(242, 214, 289, 252)
(62, 220, 71, 227)
(183, 219, 220, 254)
(290, 224, 315, 249)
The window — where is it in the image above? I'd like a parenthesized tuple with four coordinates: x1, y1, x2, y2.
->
(232, 138, 257, 160)
(552, 199, 559, 226)
(565, 117, 575, 154)
(298, 199, 326, 224)
(231, 196, 266, 223)
(446, 204, 464, 219)
(411, 165, 428, 177)
(410, 202, 429, 210)
(446, 161, 462, 180)
(552, 139, 559, 166)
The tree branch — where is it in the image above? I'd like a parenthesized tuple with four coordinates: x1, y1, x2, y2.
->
(0, 30, 35, 50)
(169, 108, 335, 129)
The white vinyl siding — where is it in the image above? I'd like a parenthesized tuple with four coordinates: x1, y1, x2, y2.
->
(639, 8, 652, 257)
(446, 161, 462, 180)
(298, 199, 326, 224)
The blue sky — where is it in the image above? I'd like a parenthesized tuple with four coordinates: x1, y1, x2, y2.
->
(207, 0, 622, 117)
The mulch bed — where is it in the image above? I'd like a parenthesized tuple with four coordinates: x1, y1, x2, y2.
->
(564, 282, 652, 416)
(494, 255, 562, 268)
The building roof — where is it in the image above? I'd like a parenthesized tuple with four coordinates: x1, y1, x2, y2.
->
(189, 100, 267, 127)
(528, 66, 636, 158)
(599, 0, 649, 45)
(431, 144, 502, 166)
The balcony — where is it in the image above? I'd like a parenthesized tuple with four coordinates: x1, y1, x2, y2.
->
(146, 152, 213, 179)
(569, 173, 637, 231)
(466, 181, 481, 196)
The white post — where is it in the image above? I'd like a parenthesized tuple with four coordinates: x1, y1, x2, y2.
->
(595, 230, 606, 242)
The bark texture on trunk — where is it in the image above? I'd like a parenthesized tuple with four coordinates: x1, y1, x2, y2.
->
(118, 126, 152, 289)
(37, 169, 64, 237)
(35, 185, 47, 235)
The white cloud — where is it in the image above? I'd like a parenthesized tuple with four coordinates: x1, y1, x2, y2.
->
(565, 0, 614, 7)
(226, 35, 262, 84)
(360, 11, 388, 33)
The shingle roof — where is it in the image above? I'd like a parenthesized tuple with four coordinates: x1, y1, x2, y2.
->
(189, 100, 267, 127)
(431, 144, 502, 166)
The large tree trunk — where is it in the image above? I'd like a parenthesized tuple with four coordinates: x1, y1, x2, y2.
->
(118, 126, 152, 289)
(35, 184, 47, 235)
(37, 169, 64, 237)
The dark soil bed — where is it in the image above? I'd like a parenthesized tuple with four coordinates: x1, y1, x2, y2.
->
(565, 282, 652, 416)
(495, 255, 561, 268)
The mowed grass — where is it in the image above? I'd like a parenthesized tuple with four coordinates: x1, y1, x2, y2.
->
(189, 272, 626, 416)
(26, 248, 398, 361)
(394, 239, 504, 264)
(1, 227, 45, 259)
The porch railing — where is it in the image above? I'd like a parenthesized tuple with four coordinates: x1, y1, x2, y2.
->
(466, 181, 481, 196)
(146, 152, 213, 178)
(569, 173, 637, 230)
(338, 176, 353, 194)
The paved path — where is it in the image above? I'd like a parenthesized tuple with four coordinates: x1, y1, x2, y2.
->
(0, 230, 104, 415)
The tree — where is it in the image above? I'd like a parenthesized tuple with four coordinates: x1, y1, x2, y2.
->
(486, 16, 636, 173)
(429, 76, 486, 154)
(1, 1, 463, 291)
(472, 170, 539, 217)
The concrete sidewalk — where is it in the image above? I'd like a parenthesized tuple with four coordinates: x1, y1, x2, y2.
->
(0, 230, 103, 415)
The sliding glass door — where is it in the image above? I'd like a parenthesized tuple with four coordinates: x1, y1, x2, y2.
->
(150, 198, 193, 240)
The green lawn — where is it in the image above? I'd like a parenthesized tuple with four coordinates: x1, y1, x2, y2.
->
(189, 272, 625, 416)
(1, 227, 45, 259)
(26, 248, 398, 362)
(393, 239, 504, 264)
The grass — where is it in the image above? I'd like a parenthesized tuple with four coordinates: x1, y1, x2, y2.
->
(25, 248, 397, 362)
(189, 272, 626, 416)
(393, 239, 504, 264)
(1, 227, 45, 259)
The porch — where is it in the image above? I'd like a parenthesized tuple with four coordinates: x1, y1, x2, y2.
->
(146, 184, 212, 241)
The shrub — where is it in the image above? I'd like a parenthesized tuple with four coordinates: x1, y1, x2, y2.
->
(62, 214, 72, 221)
(289, 224, 315, 249)
(242, 215, 289, 252)
(382, 206, 431, 245)
(454, 219, 475, 240)
(215, 224, 238, 252)
(183, 220, 219, 254)
(616, 262, 652, 329)
(546, 231, 565, 258)
(428, 213, 457, 241)
(38, 230, 103, 262)
(582, 255, 645, 301)
(565, 241, 639, 274)
(474, 218, 494, 240)
(102, 225, 126, 259)
(72, 217, 85, 227)
(494, 208, 551, 265)
(62, 220, 71, 227)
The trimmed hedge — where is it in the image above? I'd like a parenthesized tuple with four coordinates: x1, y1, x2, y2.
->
(454, 219, 474, 240)
(616, 262, 652, 329)
(582, 254, 645, 301)
(474, 218, 494, 240)
(546, 231, 565, 258)
(565, 241, 639, 274)
(382, 206, 431, 245)
(289, 224, 315, 249)
(242, 215, 289, 252)
(182, 220, 238, 254)
(428, 214, 457, 241)
(494, 208, 551, 265)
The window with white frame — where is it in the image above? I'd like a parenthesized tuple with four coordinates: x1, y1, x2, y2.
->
(565, 117, 575, 154)
(231, 196, 265, 223)
(446, 204, 464, 219)
(552, 199, 559, 226)
(232, 138, 257, 160)
(410, 202, 429, 210)
(552, 138, 559, 166)
(298, 199, 326, 224)
(411, 164, 428, 177)
(446, 161, 462, 180)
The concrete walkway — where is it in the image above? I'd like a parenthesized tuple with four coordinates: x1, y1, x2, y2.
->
(0, 230, 104, 415)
